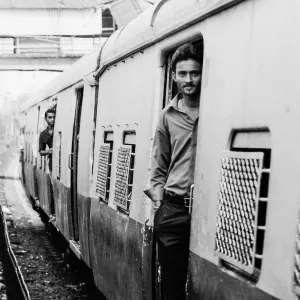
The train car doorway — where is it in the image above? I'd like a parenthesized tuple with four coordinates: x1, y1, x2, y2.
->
(70, 87, 84, 242)
(154, 39, 204, 299)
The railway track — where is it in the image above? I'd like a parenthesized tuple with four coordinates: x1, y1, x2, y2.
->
(0, 196, 30, 300)
(0, 146, 105, 300)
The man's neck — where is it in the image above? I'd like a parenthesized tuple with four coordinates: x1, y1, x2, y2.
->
(182, 94, 200, 108)
(48, 125, 53, 131)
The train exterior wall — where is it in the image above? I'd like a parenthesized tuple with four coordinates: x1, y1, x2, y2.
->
(36, 170, 52, 216)
(75, 83, 97, 267)
(20, 0, 300, 299)
(52, 180, 72, 240)
(90, 46, 157, 299)
(188, 0, 300, 299)
(51, 87, 77, 240)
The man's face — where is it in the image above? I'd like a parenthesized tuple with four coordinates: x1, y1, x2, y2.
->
(46, 113, 55, 127)
(173, 59, 202, 97)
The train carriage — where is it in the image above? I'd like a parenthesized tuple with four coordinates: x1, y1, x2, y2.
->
(21, 0, 300, 299)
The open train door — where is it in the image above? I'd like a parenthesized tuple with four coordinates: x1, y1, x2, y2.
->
(69, 87, 84, 245)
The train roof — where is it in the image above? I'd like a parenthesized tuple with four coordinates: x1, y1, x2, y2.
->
(22, 44, 100, 111)
(96, 0, 243, 75)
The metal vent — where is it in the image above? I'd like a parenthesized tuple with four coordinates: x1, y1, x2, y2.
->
(293, 216, 300, 295)
(215, 151, 264, 274)
(113, 145, 132, 210)
(95, 144, 111, 200)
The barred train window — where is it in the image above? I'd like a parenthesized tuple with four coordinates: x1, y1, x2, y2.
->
(162, 40, 203, 109)
(56, 132, 62, 180)
(95, 132, 114, 202)
(215, 130, 271, 282)
(113, 131, 136, 213)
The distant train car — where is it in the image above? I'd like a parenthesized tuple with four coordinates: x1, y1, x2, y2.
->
(22, 0, 300, 299)
(22, 48, 99, 268)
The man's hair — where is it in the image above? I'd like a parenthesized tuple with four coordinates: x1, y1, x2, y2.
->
(171, 43, 202, 72)
(44, 108, 56, 119)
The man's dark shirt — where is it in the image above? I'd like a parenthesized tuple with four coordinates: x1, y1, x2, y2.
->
(150, 94, 198, 199)
(39, 127, 53, 172)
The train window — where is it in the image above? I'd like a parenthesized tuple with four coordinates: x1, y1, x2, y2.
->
(215, 130, 271, 282)
(113, 131, 136, 213)
(95, 132, 114, 203)
(56, 132, 62, 180)
(162, 40, 203, 109)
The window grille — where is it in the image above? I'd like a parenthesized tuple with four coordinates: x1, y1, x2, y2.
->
(113, 145, 133, 211)
(293, 216, 300, 295)
(56, 132, 62, 180)
(215, 151, 269, 275)
(95, 143, 112, 201)
(292, 211, 300, 296)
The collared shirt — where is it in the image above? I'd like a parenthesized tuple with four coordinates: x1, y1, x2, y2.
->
(39, 127, 53, 171)
(150, 94, 198, 199)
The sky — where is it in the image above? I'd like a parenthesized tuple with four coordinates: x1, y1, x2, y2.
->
(0, 71, 60, 115)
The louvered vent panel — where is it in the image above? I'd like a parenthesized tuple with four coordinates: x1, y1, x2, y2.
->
(293, 216, 300, 295)
(95, 144, 110, 200)
(215, 151, 264, 274)
(113, 145, 132, 210)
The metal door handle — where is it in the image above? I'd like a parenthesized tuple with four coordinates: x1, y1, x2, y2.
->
(189, 184, 194, 214)
(68, 153, 73, 170)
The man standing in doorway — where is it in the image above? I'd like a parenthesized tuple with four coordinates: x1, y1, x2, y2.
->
(39, 108, 55, 174)
(150, 43, 202, 300)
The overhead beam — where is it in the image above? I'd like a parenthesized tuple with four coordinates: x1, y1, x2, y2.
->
(0, 55, 80, 71)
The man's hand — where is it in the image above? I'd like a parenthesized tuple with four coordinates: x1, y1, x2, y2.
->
(143, 188, 162, 211)
(48, 148, 53, 154)
(153, 200, 162, 211)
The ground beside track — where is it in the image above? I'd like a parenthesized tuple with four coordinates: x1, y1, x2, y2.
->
(0, 147, 106, 300)
(0, 237, 7, 300)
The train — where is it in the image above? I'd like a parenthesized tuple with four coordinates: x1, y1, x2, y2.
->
(21, 0, 300, 299)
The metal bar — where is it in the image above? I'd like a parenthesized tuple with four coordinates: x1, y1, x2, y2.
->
(258, 197, 268, 202)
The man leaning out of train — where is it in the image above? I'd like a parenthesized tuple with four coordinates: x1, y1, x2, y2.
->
(39, 108, 56, 175)
(148, 43, 202, 300)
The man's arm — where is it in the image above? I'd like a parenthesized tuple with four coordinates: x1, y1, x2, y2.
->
(150, 115, 171, 203)
(39, 149, 52, 156)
